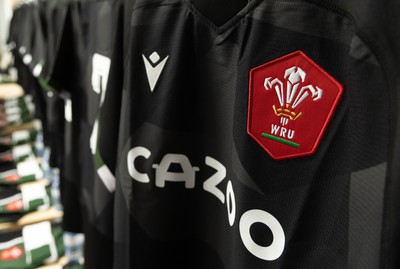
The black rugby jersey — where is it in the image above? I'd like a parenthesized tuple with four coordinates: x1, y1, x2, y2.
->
(114, 0, 400, 268)
(62, 0, 123, 268)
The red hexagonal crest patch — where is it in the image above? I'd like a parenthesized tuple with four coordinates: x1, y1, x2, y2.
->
(248, 51, 343, 160)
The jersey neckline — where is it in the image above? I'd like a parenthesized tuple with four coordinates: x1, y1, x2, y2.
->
(183, 0, 263, 34)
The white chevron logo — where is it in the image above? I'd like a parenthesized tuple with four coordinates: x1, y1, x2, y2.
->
(142, 51, 169, 92)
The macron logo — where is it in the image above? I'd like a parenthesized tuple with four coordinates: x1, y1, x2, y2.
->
(142, 51, 169, 92)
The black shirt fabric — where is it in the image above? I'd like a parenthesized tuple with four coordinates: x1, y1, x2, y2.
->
(114, 0, 400, 268)
(52, 0, 123, 268)
(77, 0, 122, 267)
(5, 0, 400, 268)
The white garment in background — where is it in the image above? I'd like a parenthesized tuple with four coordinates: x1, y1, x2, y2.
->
(0, 0, 13, 61)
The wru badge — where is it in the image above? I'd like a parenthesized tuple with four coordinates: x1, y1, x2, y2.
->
(248, 51, 343, 160)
